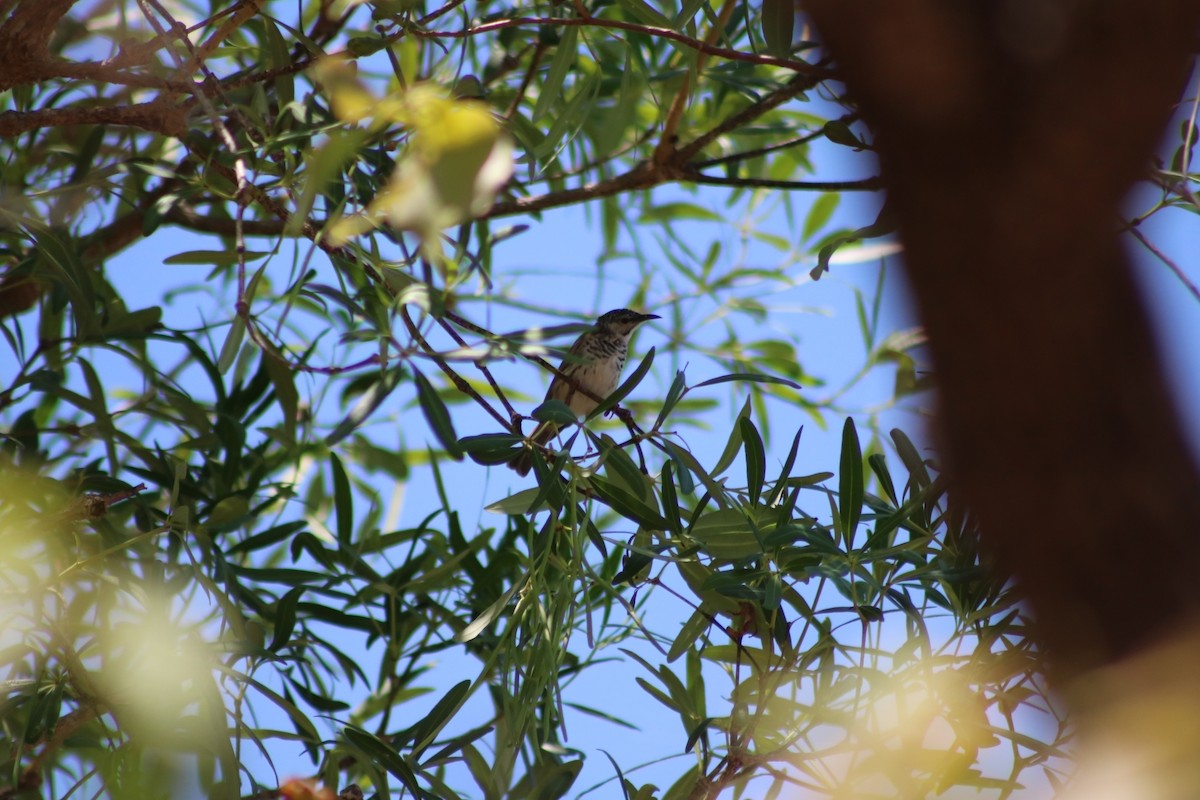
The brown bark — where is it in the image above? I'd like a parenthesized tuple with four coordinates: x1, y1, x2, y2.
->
(802, 0, 1200, 678)
(0, 0, 79, 90)
(0, 101, 188, 137)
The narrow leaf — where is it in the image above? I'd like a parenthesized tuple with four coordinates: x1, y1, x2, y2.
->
(660, 461, 683, 535)
(692, 373, 801, 390)
(868, 452, 898, 506)
(589, 473, 671, 530)
(838, 417, 864, 543)
(739, 417, 765, 504)
(413, 370, 463, 459)
(532, 27, 578, 122)
(766, 426, 803, 507)
(217, 316, 246, 375)
(163, 250, 270, 265)
(667, 609, 709, 663)
(411, 680, 471, 759)
(711, 396, 751, 478)
(891, 427, 931, 489)
(325, 366, 403, 446)
(343, 725, 422, 795)
(269, 587, 304, 652)
(330, 452, 353, 545)
(457, 581, 521, 643)
(653, 368, 688, 431)
(760, 0, 795, 57)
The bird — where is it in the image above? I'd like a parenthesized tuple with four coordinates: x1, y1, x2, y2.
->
(510, 308, 659, 476)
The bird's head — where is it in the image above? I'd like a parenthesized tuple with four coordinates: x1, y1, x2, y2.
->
(595, 308, 659, 337)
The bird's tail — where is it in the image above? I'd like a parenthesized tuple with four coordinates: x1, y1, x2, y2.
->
(510, 422, 559, 476)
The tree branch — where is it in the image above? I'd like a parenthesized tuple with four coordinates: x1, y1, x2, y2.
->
(685, 172, 881, 192)
(0, 0, 79, 90)
(411, 16, 833, 78)
(0, 100, 188, 137)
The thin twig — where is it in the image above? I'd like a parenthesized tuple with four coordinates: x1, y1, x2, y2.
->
(505, 41, 546, 120)
(400, 306, 514, 431)
(190, 0, 264, 70)
(686, 172, 882, 192)
(418, 0, 469, 26)
(1128, 224, 1200, 303)
(690, 124, 840, 169)
(677, 71, 821, 162)
(434, 316, 520, 420)
(410, 16, 833, 77)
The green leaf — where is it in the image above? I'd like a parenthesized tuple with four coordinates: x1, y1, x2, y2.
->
(269, 586, 304, 652)
(598, 434, 652, 502)
(868, 452, 898, 506)
(692, 373, 802, 391)
(485, 486, 550, 515)
(346, 35, 388, 56)
(760, 0, 795, 57)
(596, 54, 642, 157)
(635, 677, 680, 713)
(527, 450, 571, 511)
(100, 304, 162, 337)
(326, 366, 403, 446)
(675, 559, 743, 615)
(667, 608, 709, 663)
(838, 417, 864, 542)
(162, 250, 270, 266)
(457, 581, 522, 642)
(711, 395, 751, 478)
(653, 369, 688, 431)
(459, 432, 523, 462)
(891, 427, 932, 489)
(739, 417, 765, 504)
(228, 521, 306, 554)
(689, 507, 768, 561)
(810, 202, 897, 279)
(824, 119, 864, 149)
(660, 461, 683, 535)
(664, 766, 701, 800)
(616, 0, 673, 27)
(535, 71, 600, 164)
(69, 123, 105, 182)
(766, 426, 803, 507)
(532, 399, 579, 425)
(639, 203, 724, 224)
(413, 370, 463, 459)
(412, 680, 471, 760)
(662, 440, 726, 506)
(763, 572, 783, 611)
(343, 725, 422, 795)
(588, 473, 671, 530)
(532, 27, 578, 123)
(330, 452, 353, 545)
(227, 668, 322, 745)
(803, 192, 839, 242)
(263, 353, 298, 447)
(217, 316, 246, 375)
(291, 129, 370, 237)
